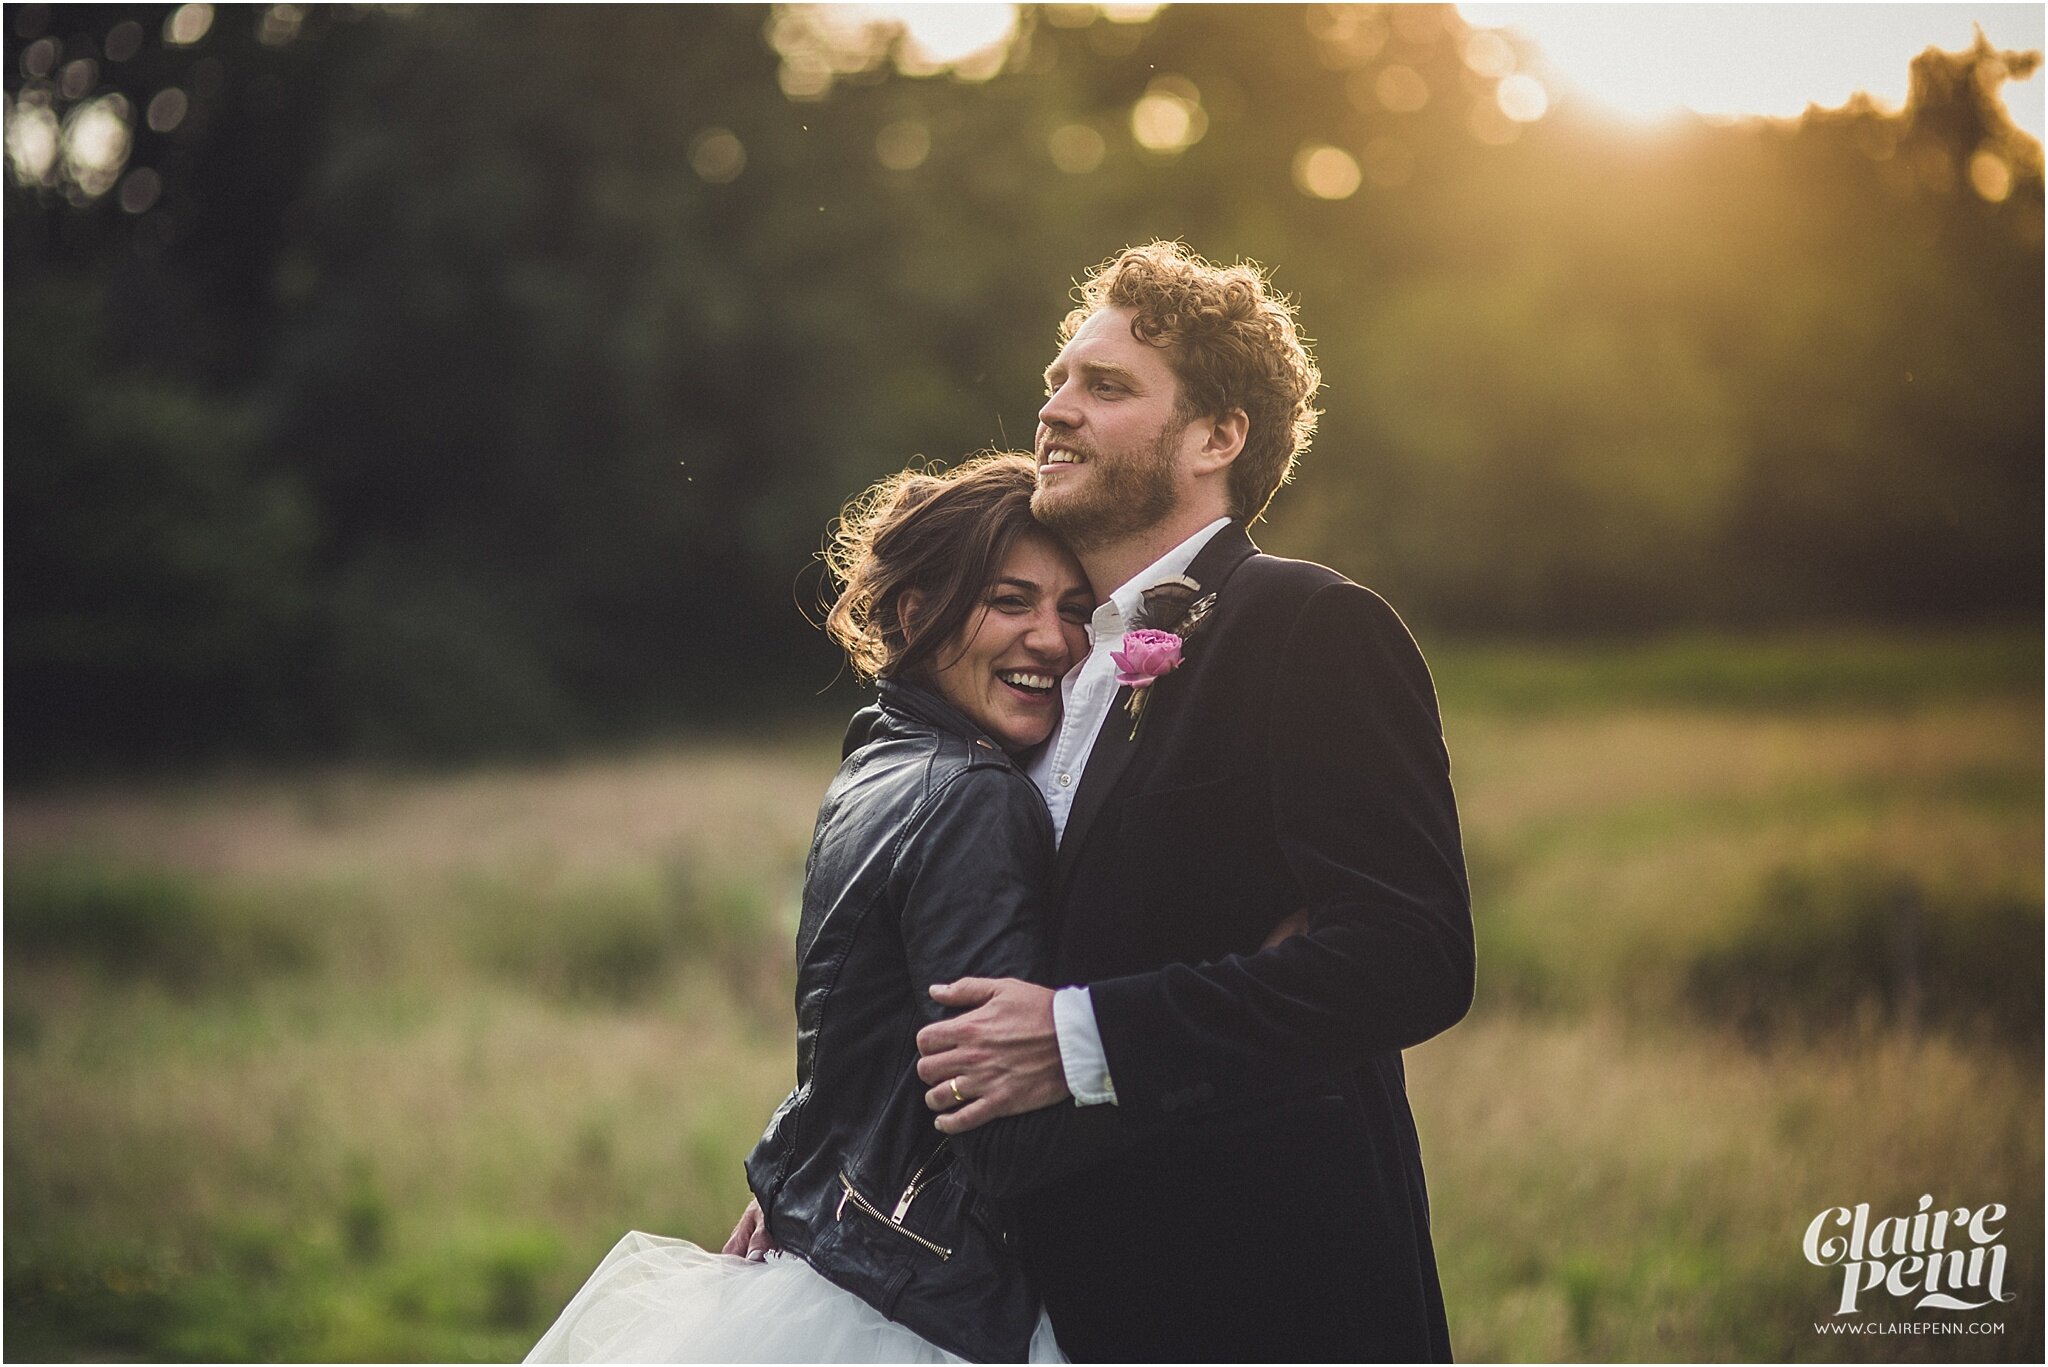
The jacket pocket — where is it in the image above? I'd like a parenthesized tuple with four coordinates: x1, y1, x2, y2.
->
(835, 1140, 956, 1260)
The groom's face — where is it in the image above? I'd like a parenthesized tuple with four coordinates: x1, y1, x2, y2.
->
(1032, 306, 1199, 551)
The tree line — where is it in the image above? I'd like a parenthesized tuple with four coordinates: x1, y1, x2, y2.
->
(6, 3, 2040, 773)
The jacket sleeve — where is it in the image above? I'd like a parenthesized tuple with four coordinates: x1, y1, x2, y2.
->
(891, 763, 1148, 1198)
(1086, 579, 1475, 1116)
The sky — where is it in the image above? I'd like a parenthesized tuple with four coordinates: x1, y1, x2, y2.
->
(868, 3, 2045, 142)
(1456, 3, 2046, 140)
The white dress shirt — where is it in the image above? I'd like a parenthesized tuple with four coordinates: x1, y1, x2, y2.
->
(1028, 517, 1232, 1105)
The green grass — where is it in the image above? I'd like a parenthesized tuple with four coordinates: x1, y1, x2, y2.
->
(1431, 625, 2040, 715)
(5, 630, 2040, 1361)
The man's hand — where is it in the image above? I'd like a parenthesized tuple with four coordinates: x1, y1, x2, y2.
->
(915, 978, 1068, 1134)
(720, 1197, 777, 1261)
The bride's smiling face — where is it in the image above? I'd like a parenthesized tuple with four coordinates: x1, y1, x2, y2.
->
(923, 530, 1092, 752)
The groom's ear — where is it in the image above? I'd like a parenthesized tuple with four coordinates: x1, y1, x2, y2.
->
(1188, 407, 1249, 476)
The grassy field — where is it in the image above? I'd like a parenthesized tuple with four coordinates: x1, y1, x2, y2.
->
(5, 630, 2040, 1362)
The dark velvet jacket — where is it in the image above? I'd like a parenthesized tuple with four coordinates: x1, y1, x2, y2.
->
(1019, 523, 1475, 1363)
(743, 679, 1133, 1363)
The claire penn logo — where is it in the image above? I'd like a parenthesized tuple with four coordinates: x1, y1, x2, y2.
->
(1804, 1196, 2015, 1316)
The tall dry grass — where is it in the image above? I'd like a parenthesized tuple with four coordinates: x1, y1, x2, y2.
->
(6, 635, 2040, 1361)
(1413, 1015, 2041, 1360)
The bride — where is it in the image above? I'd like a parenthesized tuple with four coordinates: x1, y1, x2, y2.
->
(526, 453, 1139, 1363)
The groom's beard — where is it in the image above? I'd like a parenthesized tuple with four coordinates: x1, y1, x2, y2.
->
(1032, 420, 1181, 555)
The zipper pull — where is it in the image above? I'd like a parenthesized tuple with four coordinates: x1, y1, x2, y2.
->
(890, 1190, 916, 1223)
(836, 1186, 852, 1221)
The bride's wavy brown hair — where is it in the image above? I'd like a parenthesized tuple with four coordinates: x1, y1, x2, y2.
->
(823, 452, 1044, 683)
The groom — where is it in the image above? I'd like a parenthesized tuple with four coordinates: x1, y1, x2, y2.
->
(913, 242, 1474, 1361)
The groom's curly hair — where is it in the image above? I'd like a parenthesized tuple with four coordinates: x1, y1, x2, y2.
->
(1065, 241, 1321, 522)
(823, 451, 1052, 683)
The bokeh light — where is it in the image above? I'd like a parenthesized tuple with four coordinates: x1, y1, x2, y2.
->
(1048, 122, 1106, 173)
(118, 165, 161, 214)
(146, 88, 189, 135)
(1496, 73, 1550, 124)
(103, 20, 145, 63)
(61, 94, 131, 198)
(1306, 2, 1390, 68)
(6, 98, 60, 184)
(164, 4, 214, 49)
(874, 118, 931, 171)
(1969, 146, 2014, 200)
(1292, 142, 1363, 199)
(22, 36, 57, 78)
(1131, 75, 1207, 153)
(60, 58, 97, 101)
(259, 5, 307, 49)
(1461, 28, 1516, 81)
(688, 128, 746, 184)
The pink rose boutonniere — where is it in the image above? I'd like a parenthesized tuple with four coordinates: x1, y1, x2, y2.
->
(1112, 629, 1183, 688)
(1115, 575, 1217, 740)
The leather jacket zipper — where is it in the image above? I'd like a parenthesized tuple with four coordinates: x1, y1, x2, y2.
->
(835, 1144, 954, 1260)
(891, 1139, 950, 1221)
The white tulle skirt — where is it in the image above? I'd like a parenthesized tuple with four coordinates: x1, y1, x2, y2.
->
(525, 1231, 1067, 1364)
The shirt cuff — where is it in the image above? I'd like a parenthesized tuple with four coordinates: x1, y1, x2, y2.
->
(1052, 986, 1117, 1106)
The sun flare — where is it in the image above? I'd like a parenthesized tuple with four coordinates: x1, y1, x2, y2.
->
(1457, 3, 2044, 140)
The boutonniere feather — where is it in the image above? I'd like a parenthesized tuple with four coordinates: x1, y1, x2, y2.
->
(1117, 575, 1218, 739)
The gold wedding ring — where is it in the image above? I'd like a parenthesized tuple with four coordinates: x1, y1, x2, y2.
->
(949, 1078, 966, 1105)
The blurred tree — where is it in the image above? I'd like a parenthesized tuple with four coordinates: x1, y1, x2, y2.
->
(6, 279, 315, 769)
(5, 2, 362, 773)
(5, 4, 2040, 772)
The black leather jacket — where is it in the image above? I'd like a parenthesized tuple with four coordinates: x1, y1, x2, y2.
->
(744, 680, 1133, 1363)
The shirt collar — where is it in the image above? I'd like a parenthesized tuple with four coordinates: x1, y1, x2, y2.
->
(1090, 517, 1233, 640)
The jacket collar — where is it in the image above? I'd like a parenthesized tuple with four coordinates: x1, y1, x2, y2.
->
(846, 676, 1011, 759)
(1178, 519, 1259, 598)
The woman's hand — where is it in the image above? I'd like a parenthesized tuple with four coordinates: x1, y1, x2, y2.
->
(721, 1197, 778, 1261)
